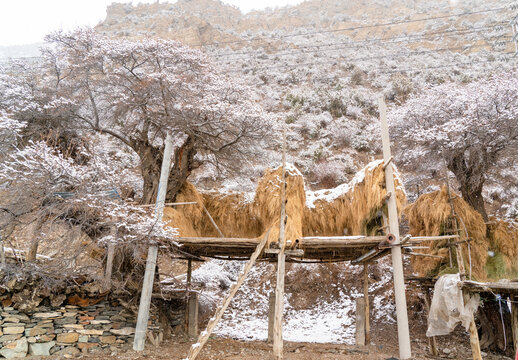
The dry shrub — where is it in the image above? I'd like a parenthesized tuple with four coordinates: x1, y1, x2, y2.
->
(303, 161, 405, 236)
(404, 186, 488, 280)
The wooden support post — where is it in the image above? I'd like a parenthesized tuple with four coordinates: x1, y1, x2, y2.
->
(185, 231, 270, 360)
(187, 292, 199, 338)
(187, 258, 192, 284)
(273, 126, 287, 360)
(133, 133, 174, 351)
(104, 226, 116, 289)
(511, 295, 518, 356)
(355, 297, 366, 346)
(363, 263, 370, 344)
(268, 291, 275, 343)
(379, 97, 412, 359)
(273, 252, 286, 359)
(0, 234, 5, 267)
(423, 288, 438, 356)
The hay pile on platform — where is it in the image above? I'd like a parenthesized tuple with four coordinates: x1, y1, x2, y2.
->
(405, 186, 488, 280)
(252, 165, 306, 246)
(304, 160, 405, 236)
(164, 160, 404, 249)
(202, 192, 260, 238)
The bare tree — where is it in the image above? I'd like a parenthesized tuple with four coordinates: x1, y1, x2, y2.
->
(37, 28, 273, 204)
(390, 71, 518, 221)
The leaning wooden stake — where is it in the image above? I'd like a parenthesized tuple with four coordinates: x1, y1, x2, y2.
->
(185, 231, 270, 360)
(423, 288, 438, 356)
(133, 133, 174, 351)
(379, 97, 412, 359)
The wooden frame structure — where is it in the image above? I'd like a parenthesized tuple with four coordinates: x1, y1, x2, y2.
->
(128, 99, 486, 360)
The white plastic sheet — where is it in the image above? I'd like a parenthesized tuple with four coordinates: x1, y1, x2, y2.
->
(426, 273, 480, 337)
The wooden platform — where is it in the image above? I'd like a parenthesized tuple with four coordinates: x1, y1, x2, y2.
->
(172, 235, 455, 262)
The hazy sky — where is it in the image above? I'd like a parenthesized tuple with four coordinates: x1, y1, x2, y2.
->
(0, 0, 304, 46)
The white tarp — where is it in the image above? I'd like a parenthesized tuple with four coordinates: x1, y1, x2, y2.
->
(426, 273, 480, 337)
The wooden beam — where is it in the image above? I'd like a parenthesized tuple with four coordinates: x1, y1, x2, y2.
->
(379, 96, 412, 359)
(363, 264, 370, 344)
(185, 230, 269, 360)
(133, 132, 174, 352)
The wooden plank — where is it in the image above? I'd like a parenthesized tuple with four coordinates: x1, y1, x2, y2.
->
(379, 97, 411, 359)
(185, 230, 269, 360)
(363, 264, 370, 344)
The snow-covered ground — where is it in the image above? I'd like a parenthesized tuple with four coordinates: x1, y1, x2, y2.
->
(188, 259, 396, 343)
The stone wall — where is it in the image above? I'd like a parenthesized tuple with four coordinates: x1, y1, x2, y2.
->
(0, 299, 169, 358)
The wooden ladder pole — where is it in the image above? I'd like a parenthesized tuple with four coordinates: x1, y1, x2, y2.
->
(133, 132, 174, 351)
(379, 97, 412, 359)
(446, 181, 482, 360)
(185, 230, 270, 360)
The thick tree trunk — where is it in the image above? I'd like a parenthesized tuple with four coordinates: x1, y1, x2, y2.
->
(447, 152, 489, 222)
(137, 136, 197, 205)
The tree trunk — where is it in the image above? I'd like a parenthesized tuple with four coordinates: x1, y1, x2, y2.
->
(137, 136, 197, 205)
(477, 298, 514, 357)
(447, 152, 489, 222)
(459, 183, 488, 222)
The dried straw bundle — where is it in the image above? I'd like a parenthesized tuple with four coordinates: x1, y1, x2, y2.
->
(404, 186, 488, 280)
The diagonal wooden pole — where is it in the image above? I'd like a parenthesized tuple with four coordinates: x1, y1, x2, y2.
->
(186, 230, 270, 360)
(379, 97, 412, 359)
(133, 132, 174, 351)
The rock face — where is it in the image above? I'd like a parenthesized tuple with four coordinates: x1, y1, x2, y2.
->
(0, 337, 28, 358)
(95, 0, 507, 49)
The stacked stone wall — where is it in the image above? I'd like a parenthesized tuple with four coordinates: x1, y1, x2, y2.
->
(0, 299, 174, 358)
